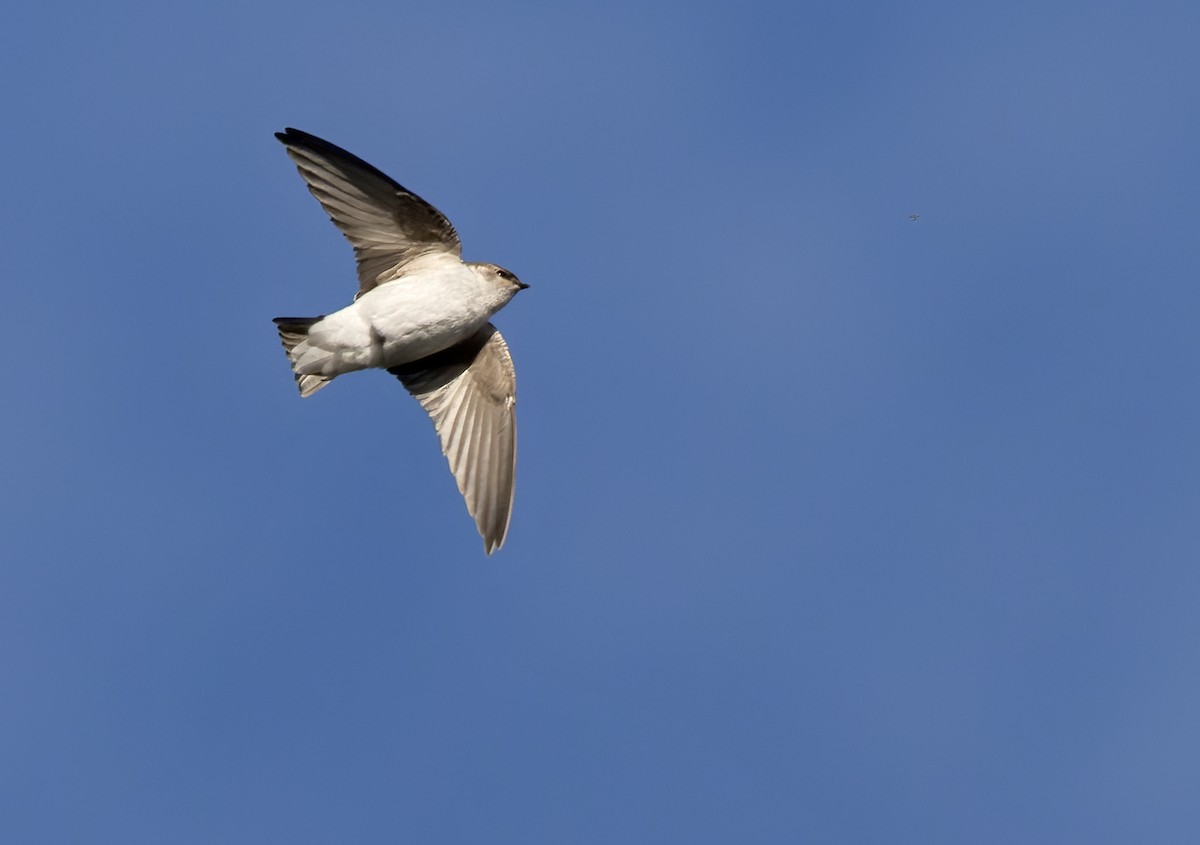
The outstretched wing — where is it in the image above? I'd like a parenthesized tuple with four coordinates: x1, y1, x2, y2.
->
(276, 128, 462, 297)
(389, 324, 517, 554)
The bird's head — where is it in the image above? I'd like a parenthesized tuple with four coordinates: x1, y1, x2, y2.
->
(475, 263, 529, 294)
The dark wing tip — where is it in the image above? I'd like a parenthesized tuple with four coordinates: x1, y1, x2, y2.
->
(273, 128, 406, 195)
(274, 127, 337, 153)
(275, 127, 307, 145)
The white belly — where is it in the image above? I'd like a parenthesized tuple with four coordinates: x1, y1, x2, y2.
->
(296, 266, 497, 377)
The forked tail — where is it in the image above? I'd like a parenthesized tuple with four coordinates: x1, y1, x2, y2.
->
(272, 316, 332, 397)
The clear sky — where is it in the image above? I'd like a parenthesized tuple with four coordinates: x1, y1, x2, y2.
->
(3, 0, 1199, 842)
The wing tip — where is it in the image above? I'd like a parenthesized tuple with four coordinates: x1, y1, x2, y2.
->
(275, 127, 308, 144)
(482, 526, 509, 555)
(274, 127, 345, 160)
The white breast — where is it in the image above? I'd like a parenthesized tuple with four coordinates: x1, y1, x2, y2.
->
(306, 258, 505, 374)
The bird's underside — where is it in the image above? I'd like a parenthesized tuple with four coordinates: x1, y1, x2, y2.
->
(272, 127, 523, 553)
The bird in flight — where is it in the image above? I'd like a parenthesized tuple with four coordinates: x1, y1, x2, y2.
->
(272, 128, 528, 554)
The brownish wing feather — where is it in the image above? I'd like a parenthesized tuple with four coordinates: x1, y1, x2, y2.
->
(276, 128, 461, 297)
(389, 324, 517, 554)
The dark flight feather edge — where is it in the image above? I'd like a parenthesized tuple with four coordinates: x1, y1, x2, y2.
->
(274, 128, 408, 195)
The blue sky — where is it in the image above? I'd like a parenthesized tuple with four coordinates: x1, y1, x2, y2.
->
(3, 0, 1199, 841)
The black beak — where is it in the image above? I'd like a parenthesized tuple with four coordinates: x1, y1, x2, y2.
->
(517, 281, 530, 290)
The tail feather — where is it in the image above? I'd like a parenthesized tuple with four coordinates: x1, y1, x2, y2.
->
(272, 316, 332, 397)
